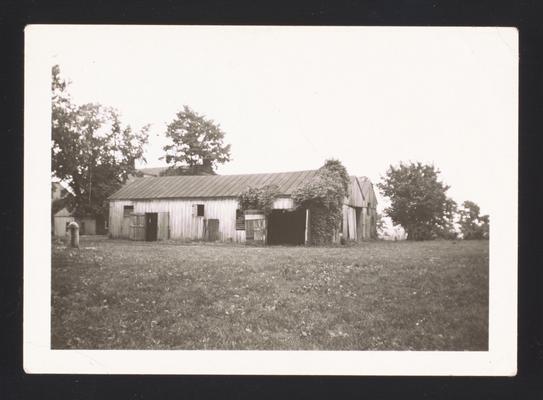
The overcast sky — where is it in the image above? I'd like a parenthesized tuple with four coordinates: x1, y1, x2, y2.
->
(47, 26, 517, 214)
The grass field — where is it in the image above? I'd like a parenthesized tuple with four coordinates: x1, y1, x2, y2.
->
(51, 237, 488, 350)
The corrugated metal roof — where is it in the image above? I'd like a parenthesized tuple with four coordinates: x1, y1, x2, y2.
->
(109, 170, 322, 200)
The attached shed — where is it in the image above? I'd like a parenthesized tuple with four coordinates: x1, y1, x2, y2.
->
(108, 170, 378, 244)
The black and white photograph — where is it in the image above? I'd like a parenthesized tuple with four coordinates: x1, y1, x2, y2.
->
(24, 25, 517, 375)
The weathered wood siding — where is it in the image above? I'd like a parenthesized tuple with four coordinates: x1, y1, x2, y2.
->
(342, 178, 379, 241)
(342, 205, 357, 240)
(345, 178, 365, 208)
(110, 196, 296, 242)
(110, 198, 239, 241)
(356, 205, 378, 240)
(157, 212, 169, 240)
(272, 197, 295, 209)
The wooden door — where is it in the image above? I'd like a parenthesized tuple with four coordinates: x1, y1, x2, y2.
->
(253, 218, 267, 242)
(245, 219, 254, 240)
(130, 213, 146, 241)
(206, 219, 219, 241)
(145, 213, 158, 241)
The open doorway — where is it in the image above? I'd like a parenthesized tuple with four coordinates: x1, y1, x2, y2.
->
(355, 207, 362, 241)
(267, 208, 306, 245)
(145, 212, 158, 241)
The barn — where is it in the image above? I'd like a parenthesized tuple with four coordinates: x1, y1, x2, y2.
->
(108, 170, 378, 244)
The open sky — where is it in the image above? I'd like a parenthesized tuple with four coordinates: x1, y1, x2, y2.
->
(47, 26, 517, 214)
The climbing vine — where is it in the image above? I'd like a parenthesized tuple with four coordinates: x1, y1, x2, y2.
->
(238, 184, 280, 216)
(292, 159, 350, 245)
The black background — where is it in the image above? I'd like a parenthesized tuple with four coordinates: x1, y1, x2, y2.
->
(2, 0, 542, 399)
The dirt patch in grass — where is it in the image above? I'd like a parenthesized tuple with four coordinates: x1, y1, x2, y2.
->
(51, 238, 488, 350)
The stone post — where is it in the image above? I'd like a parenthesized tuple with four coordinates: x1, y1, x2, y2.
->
(67, 221, 79, 248)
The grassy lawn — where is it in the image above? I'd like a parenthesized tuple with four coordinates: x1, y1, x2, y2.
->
(51, 237, 488, 350)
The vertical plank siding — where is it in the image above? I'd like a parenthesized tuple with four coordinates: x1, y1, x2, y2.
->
(272, 197, 294, 209)
(110, 196, 297, 242)
(110, 198, 241, 241)
(342, 205, 357, 240)
(109, 191, 377, 242)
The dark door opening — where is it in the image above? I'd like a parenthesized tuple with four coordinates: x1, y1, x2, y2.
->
(267, 208, 306, 245)
(96, 215, 107, 235)
(355, 207, 362, 241)
(145, 212, 158, 241)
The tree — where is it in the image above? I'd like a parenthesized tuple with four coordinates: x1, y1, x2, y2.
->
(377, 162, 457, 241)
(161, 105, 231, 175)
(458, 201, 489, 239)
(51, 65, 149, 218)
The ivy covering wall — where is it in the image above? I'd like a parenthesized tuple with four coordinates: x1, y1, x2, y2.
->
(292, 160, 350, 245)
(237, 184, 280, 216)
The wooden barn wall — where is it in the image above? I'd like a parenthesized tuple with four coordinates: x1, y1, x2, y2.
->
(272, 197, 294, 209)
(110, 198, 237, 241)
(109, 197, 296, 241)
(356, 205, 378, 240)
(360, 207, 369, 239)
(109, 200, 133, 238)
(345, 180, 364, 208)
(342, 205, 357, 240)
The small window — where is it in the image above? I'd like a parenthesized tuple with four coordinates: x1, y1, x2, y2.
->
(236, 209, 245, 230)
(367, 203, 371, 215)
(193, 204, 205, 217)
(123, 205, 134, 217)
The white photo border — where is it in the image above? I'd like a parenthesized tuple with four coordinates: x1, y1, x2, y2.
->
(24, 25, 518, 375)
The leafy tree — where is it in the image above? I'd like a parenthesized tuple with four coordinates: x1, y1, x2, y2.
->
(51, 65, 149, 218)
(458, 201, 489, 239)
(292, 159, 350, 245)
(162, 105, 231, 175)
(377, 162, 457, 241)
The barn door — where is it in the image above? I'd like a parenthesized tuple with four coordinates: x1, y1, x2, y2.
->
(145, 213, 158, 241)
(206, 219, 219, 241)
(355, 207, 362, 241)
(129, 213, 146, 241)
